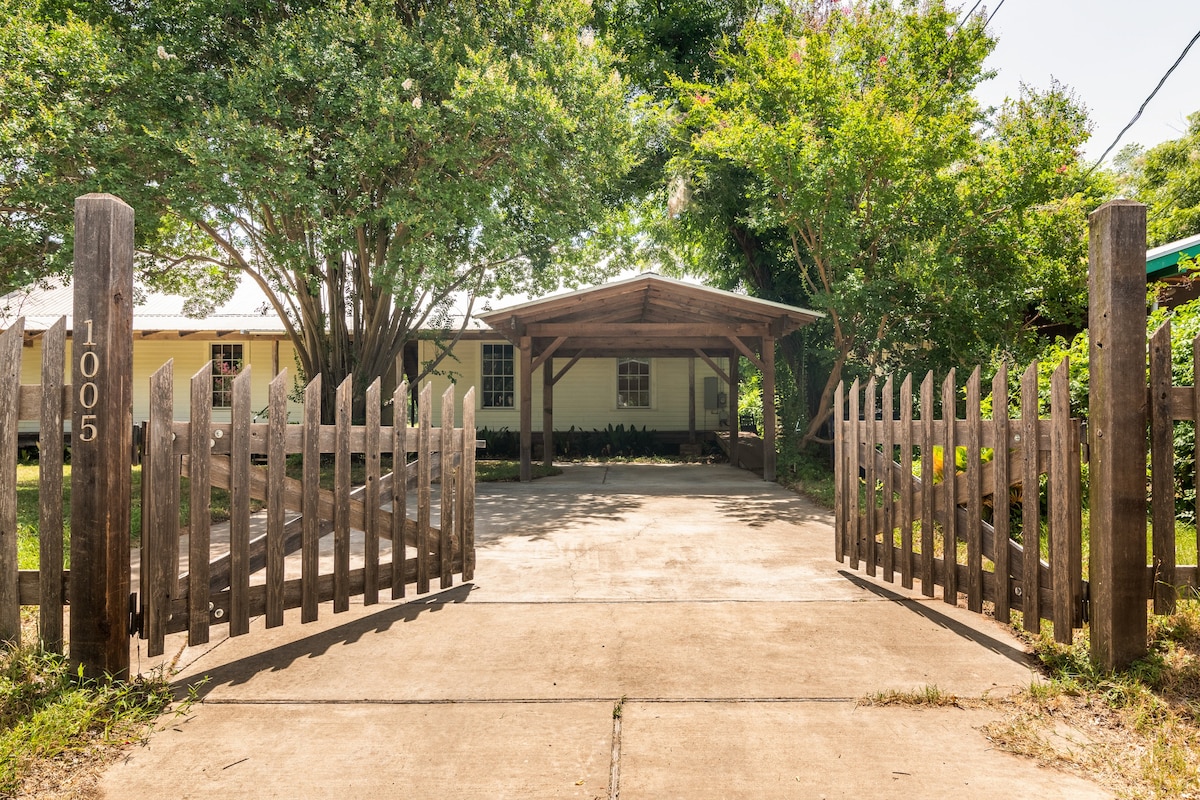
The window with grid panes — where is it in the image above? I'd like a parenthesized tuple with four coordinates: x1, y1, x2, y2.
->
(617, 358, 650, 408)
(211, 343, 244, 408)
(481, 343, 515, 408)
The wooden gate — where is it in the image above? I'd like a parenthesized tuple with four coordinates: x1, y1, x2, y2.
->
(136, 360, 476, 657)
(833, 360, 1085, 643)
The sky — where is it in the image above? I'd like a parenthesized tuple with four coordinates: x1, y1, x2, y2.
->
(974, 0, 1200, 164)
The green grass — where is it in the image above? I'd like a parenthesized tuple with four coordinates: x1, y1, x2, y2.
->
(982, 599, 1200, 798)
(475, 460, 563, 482)
(0, 635, 178, 796)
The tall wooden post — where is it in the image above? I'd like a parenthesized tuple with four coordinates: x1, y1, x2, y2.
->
(1087, 199, 1147, 671)
(687, 356, 696, 443)
(728, 352, 739, 469)
(762, 335, 777, 482)
(519, 336, 532, 482)
(70, 194, 134, 680)
(543, 355, 554, 468)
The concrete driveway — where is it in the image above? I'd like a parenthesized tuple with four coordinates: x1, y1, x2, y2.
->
(100, 463, 1110, 799)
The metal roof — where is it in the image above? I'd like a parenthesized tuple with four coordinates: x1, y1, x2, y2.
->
(1147, 232, 1200, 280)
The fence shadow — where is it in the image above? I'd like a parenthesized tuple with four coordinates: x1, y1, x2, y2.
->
(175, 583, 475, 699)
(837, 570, 1036, 670)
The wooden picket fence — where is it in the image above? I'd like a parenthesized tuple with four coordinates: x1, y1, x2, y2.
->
(0, 314, 477, 657)
(1148, 320, 1200, 612)
(139, 361, 476, 657)
(834, 360, 1085, 643)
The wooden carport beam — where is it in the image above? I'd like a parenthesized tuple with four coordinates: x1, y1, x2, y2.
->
(692, 349, 730, 384)
(727, 335, 766, 372)
(531, 336, 568, 372)
(552, 351, 585, 385)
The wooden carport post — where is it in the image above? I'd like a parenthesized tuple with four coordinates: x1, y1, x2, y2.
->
(519, 334, 532, 482)
(543, 355, 554, 468)
(1087, 199, 1147, 671)
(70, 194, 134, 680)
(728, 351, 739, 469)
(762, 334, 776, 482)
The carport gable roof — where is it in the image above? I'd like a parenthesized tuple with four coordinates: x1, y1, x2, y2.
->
(476, 273, 823, 358)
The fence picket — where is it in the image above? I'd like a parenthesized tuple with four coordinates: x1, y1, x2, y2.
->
(266, 369, 288, 627)
(966, 367, 983, 613)
(462, 387, 476, 581)
(302, 375, 321, 622)
(440, 385, 455, 589)
(188, 363, 213, 645)
(899, 374, 914, 589)
(991, 365, 1012, 624)
(392, 378, 409, 598)
(864, 378, 877, 578)
(229, 367, 253, 636)
(0, 318, 24, 643)
(38, 319, 66, 651)
(334, 376, 352, 614)
(834, 382, 845, 562)
(1149, 322, 1175, 614)
(848, 380, 860, 570)
(1020, 361, 1041, 632)
(145, 360, 177, 657)
(418, 383, 433, 594)
(919, 372, 935, 596)
(881, 376, 895, 582)
(941, 369, 957, 606)
(364, 378, 381, 605)
(1050, 358, 1076, 641)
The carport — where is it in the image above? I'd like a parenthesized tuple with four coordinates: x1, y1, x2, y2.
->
(477, 273, 822, 482)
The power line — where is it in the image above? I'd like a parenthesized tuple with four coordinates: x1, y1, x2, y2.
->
(950, 0, 985, 37)
(1088, 27, 1200, 172)
(982, 0, 1006, 30)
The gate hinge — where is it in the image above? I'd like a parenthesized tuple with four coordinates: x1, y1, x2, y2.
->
(128, 592, 143, 638)
(1080, 581, 1090, 626)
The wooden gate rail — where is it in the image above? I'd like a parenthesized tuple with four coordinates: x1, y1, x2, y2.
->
(138, 362, 476, 657)
(834, 360, 1085, 643)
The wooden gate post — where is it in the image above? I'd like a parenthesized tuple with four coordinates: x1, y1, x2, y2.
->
(69, 194, 134, 680)
(1087, 199, 1147, 671)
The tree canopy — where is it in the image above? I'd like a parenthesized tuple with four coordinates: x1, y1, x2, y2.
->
(655, 1, 1102, 442)
(1, 0, 635, 415)
(1118, 110, 1200, 246)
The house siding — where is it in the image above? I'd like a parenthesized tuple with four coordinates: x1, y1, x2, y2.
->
(417, 339, 732, 432)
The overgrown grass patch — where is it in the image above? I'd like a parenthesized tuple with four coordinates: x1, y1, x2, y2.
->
(475, 460, 562, 482)
(982, 600, 1200, 799)
(0, 637, 178, 797)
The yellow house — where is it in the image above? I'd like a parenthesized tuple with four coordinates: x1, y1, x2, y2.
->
(3, 273, 822, 477)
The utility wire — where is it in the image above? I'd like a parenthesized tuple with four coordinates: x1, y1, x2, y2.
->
(1088, 27, 1200, 173)
(950, 0, 985, 37)
(982, 0, 1006, 30)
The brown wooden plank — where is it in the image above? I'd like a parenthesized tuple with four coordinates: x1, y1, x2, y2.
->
(0, 318, 23, 643)
(169, 421, 468, 457)
(462, 387, 476, 582)
(520, 336, 532, 481)
(848, 380, 860, 570)
(229, 366, 253, 636)
(188, 362, 213, 646)
(991, 365, 1012, 624)
(265, 369, 288, 627)
(418, 383, 433, 594)
(144, 360, 177, 657)
(864, 378, 878, 578)
(1195, 334, 1200, 594)
(966, 367, 983, 613)
(302, 375, 321, 622)
(392, 376, 409, 599)
(919, 372, 935, 596)
(880, 376, 894, 582)
(37, 318, 66, 652)
(440, 385, 455, 589)
(161, 556, 466, 634)
(364, 378, 382, 606)
(1149, 322, 1175, 614)
(898, 374, 914, 589)
(334, 376, 352, 614)
(1050, 358, 1077, 642)
(834, 382, 846, 562)
(1020, 361, 1041, 632)
(543, 355, 554, 469)
(941, 369, 957, 606)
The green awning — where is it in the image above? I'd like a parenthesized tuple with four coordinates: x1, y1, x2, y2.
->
(1147, 232, 1200, 280)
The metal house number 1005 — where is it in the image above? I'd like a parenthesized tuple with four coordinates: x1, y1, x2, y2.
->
(78, 318, 99, 442)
